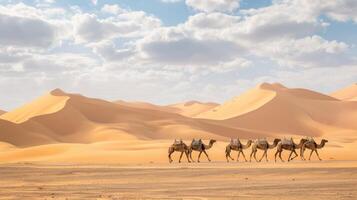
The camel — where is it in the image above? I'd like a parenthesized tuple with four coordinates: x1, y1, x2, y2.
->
(168, 139, 191, 163)
(225, 139, 252, 162)
(250, 138, 281, 162)
(300, 138, 328, 161)
(189, 139, 216, 162)
(274, 138, 308, 162)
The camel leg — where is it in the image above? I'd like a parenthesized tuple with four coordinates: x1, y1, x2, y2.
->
(237, 151, 241, 162)
(288, 151, 294, 162)
(226, 147, 233, 162)
(274, 150, 279, 162)
(315, 150, 322, 161)
(185, 151, 191, 163)
(254, 150, 259, 162)
(198, 151, 202, 162)
(308, 149, 314, 161)
(168, 148, 173, 163)
(259, 150, 266, 162)
(179, 152, 184, 163)
(189, 150, 195, 163)
(279, 151, 284, 162)
(241, 151, 248, 162)
(300, 146, 306, 161)
(203, 150, 211, 162)
(290, 150, 298, 161)
(168, 152, 173, 163)
(265, 150, 269, 162)
(249, 150, 254, 162)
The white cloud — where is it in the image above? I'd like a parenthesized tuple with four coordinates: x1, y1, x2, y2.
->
(0, 13, 56, 48)
(186, 0, 240, 13)
(101, 4, 125, 15)
(258, 35, 353, 68)
(73, 11, 161, 43)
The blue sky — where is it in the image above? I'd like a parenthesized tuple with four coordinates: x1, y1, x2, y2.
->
(0, 0, 356, 110)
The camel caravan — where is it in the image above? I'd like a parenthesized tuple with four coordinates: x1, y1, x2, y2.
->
(168, 137, 328, 163)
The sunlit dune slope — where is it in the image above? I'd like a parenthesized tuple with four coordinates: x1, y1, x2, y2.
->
(0, 89, 265, 147)
(115, 100, 219, 117)
(331, 83, 357, 101)
(167, 101, 219, 117)
(198, 83, 357, 136)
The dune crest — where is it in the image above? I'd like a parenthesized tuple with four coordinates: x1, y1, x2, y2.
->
(0, 109, 6, 115)
(167, 101, 219, 117)
(0, 83, 356, 163)
(331, 83, 357, 101)
(198, 82, 357, 136)
(0, 89, 70, 124)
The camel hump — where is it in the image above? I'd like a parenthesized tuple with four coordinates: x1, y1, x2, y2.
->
(191, 139, 203, 147)
(281, 138, 293, 145)
(230, 139, 239, 145)
(257, 138, 267, 144)
(306, 137, 315, 143)
(173, 139, 183, 145)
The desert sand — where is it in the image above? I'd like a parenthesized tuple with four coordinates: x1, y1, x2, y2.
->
(331, 83, 357, 101)
(0, 82, 356, 164)
(0, 82, 356, 199)
(0, 161, 357, 199)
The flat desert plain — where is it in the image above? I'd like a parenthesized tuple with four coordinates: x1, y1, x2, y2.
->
(0, 161, 357, 200)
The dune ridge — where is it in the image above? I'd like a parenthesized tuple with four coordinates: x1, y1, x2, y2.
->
(0, 82, 356, 163)
(331, 83, 357, 101)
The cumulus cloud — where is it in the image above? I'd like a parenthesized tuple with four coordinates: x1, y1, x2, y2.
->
(101, 4, 125, 15)
(186, 0, 240, 13)
(73, 10, 161, 43)
(0, 14, 56, 48)
(140, 37, 244, 65)
(0, 0, 357, 110)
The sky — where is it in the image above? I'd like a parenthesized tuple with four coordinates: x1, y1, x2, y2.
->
(0, 0, 356, 110)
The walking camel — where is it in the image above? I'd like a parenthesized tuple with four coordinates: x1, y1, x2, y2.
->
(189, 139, 216, 162)
(168, 139, 191, 163)
(225, 139, 252, 162)
(300, 138, 328, 161)
(275, 138, 308, 162)
(250, 138, 281, 162)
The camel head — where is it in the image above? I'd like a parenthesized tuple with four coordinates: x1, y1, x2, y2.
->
(273, 138, 281, 144)
(210, 139, 217, 145)
(322, 139, 328, 143)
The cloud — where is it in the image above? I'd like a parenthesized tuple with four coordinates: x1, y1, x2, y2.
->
(93, 41, 136, 62)
(186, 12, 241, 29)
(186, 0, 240, 13)
(0, 13, 56, 48)
(140, 38, 245, 66)
(101, 4, 125, 15)
(258, 35, 353, 68)
(73, 11, 161, 43)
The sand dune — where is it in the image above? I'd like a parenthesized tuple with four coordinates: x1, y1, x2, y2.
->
(331, 83, 357, 101)
(197, 83, 357, 138)
(0, 109, 5, 115)
(0, 83, 356, 163)
(0, 89, 266, 147)
(167, 101, 219, 117)
(115, 100, 180, 113)
(115, 100, 219, 117)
